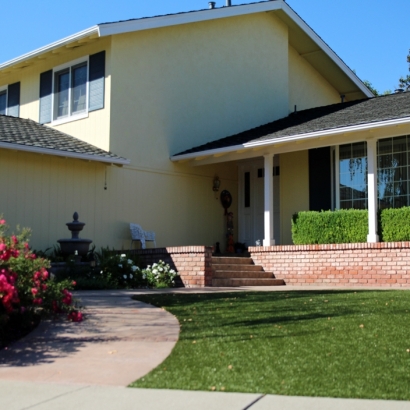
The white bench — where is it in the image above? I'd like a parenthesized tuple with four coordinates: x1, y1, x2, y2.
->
(130, 223, 157, 249)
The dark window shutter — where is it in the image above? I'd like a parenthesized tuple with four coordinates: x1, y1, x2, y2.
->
(7, 82, 20, 117)
(88, 51, 105, 112)
(309, 147, 332, 211)
(39, 70, 53, 124)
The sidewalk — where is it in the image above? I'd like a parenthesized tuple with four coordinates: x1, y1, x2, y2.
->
(0, 288, 409, 410)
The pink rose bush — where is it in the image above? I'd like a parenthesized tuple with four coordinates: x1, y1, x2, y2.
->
(0, 219, 82, 327)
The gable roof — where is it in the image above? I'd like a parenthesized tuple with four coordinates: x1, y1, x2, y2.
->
(173, 92, 410, 159)
(0, 115, 129, 165)
(0, 0, 371, 100)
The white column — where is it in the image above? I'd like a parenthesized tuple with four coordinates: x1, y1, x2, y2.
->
(367, 138, 379, 242)
(263, 154, 275, 246)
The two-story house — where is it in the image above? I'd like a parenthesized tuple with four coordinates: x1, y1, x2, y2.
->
(1, 0, 408, 252)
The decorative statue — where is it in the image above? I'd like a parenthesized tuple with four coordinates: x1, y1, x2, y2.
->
(226, 211, 234, 253)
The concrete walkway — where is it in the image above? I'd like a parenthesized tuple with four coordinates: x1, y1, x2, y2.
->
(0, 288, 409, 410)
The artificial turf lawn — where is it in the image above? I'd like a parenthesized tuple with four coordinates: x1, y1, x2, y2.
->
(130, 290, 410, 400)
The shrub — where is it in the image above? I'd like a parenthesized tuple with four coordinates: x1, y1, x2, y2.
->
(380, 207, 410, 242)
(0, 218, 82, 329)
(292, 209, 368, 244)
(142, 260, 178, 288)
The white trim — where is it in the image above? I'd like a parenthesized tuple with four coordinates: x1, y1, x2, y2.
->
(244, 117, 410, 148)
(0, 142, 130, 165)
(0, 85, 7, 115)
(263, 154, 275, 246)
(334, 145, 340, 209)
(0, 1, 371, 98)
(51, 56, 90, 124)
(366, 138, 379, 243)
(0, 26, 99, 71)
(98, 2, 282, 36)
(170, 117, 410, 162)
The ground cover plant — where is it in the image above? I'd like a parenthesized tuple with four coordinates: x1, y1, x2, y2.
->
(131, 290, 410, 400)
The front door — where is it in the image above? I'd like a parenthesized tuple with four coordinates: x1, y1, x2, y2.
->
(238, 158, 281, 247)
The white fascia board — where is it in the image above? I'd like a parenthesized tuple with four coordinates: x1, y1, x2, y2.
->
(171, 144, 245, 162)
(98, 2, 282, 36)
(0, 142, 130, 166)
(244, 117, 410, 148)
(0, 26, 100, 71)
(171, 116, 410, 161)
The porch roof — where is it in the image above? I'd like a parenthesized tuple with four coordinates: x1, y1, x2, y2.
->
(0, 115, 130, 165)
(172, 92, 410, 163)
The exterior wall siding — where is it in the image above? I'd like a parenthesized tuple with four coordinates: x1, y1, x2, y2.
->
(250, 243, 410, 287)
(288, 45, 341, 112)
(279, 150, 310, 245)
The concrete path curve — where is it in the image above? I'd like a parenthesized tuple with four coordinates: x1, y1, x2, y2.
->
(0, 290, 180, 386)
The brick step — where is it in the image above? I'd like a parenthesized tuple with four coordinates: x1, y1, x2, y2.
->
(212, 278, 286, 287)
(211, 257, 253, 265)
(212, 264, 263, 272)
(213, 270, 274, 279)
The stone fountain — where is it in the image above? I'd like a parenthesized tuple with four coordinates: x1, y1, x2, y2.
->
(58, 212, 92, 257)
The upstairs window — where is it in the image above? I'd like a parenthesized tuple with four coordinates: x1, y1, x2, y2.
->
(0, 82, 21, 117)
(39, 51, 105, 125)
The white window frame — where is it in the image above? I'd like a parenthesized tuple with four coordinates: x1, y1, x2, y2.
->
(51, 56, 90, 126)
(0, 85, 8, 115)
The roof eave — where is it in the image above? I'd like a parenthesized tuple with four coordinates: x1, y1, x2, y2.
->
(171, 116, 410, 162)
(0, 141, 130, 166)
(0, 26, 100, 72)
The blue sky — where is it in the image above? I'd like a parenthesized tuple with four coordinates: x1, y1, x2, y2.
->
(1, 0, 408, 93)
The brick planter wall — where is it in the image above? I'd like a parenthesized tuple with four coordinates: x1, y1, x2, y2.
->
(249, 242, 410, 287)
(130, 246, 213, 287)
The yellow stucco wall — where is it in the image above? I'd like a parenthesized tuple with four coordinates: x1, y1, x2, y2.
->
(280, 150, 310, 245)
(109, 12, 289, 169)
(288, 45, 341, 112)
(0, 149, 237, 250)
(0, 38, 112, 151)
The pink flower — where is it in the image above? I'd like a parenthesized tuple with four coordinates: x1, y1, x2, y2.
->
(42, 271, 49, 280)
(0, 219, 5, 225)
(68, 311, 83, 322)
(0, 243, 6, 251)
(31, 288, 38, 295)
(11, 235, 18, 245)
(33, 298, 43, 305)
(41, 284, 47, 291)
(72, 281, 77, 287)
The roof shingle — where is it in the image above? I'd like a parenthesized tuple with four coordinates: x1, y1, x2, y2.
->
(175, 92, 410, 156)
(0, 115, 129, 164)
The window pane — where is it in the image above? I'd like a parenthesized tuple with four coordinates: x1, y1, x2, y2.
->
(393, 136, 407, 153)
(0, 91, 6, 115)
(339, 143, 367, 210)
(56, 70, 69, 118)
(72, 64, 87, 114)
(378, 138, 392, 155)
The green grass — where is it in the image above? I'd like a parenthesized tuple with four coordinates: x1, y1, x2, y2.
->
(130, 290, 410, 400)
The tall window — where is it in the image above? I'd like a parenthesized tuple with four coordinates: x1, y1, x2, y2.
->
(378, 136, 408, 209)
(338, 135, 410, 210)
(339, 142, 367, 209)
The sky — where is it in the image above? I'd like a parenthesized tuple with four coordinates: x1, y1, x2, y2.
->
(0, 0, 408, 93)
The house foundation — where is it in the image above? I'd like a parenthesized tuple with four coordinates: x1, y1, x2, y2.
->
(249, 243, 410, 287)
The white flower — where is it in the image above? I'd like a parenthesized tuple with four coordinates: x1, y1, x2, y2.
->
(100, 270, 103, 274)
(131, 266, 138, 272)
(118, 264, 123, 268)
(153, 269, 158, 274)
(123, 274, 127, 279)
(121, 254, 126, 258)
(128, 259, 133, 265)
(130, 274, 133, 279)
(170, 270, 175, 274)
(143, 274, 146, 279)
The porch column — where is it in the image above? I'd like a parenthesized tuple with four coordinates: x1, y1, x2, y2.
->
(367, 138, 379, 242)
(263, 154, 275, 246)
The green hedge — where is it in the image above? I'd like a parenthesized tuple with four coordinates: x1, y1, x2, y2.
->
(380, 207, 410, 242)
(291, 209, 368, 245)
